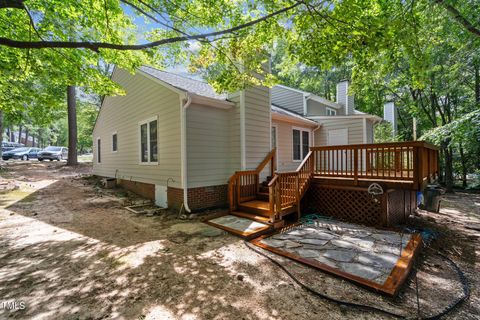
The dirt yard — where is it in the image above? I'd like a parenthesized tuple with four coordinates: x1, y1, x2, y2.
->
(0, 162, 478, 320)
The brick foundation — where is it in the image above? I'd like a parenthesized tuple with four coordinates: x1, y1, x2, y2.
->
(117, 179, 155, 200)
(168, 184, 228, 211)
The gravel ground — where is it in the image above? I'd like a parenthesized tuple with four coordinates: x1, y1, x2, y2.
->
(0, 161, 478, 320)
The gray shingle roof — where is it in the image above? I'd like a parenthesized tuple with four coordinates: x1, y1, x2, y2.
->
(271, 104, 318, 125)
(139, 66, 227, 100)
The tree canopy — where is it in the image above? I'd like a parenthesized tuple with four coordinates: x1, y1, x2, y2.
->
(1, 0, 479, 188)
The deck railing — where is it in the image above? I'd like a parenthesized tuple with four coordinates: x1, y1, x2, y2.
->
(269, 151, 314, 220)
(311, 141, 439, 189)
(228, 148, 276, 213)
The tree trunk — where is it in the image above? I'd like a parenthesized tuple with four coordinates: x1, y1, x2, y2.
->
(18, 124, 23, 144)
(24, 127, 29, 146)
(0, 110, 3, 158)
(443, 142, 454, 193)
(459, 143, 468, 188)
(31, 134, 35, 147)
(67, 85, 78, 166)
(475, 63, 480, 104)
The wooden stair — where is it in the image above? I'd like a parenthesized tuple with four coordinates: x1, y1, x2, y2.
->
(227, 148, 314, 232)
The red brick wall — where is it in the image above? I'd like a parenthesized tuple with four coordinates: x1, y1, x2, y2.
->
(168, 184, 228, 211)
(117, 179, 155, 200)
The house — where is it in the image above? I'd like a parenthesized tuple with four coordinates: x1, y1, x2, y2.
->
(93, 66, 382, 211)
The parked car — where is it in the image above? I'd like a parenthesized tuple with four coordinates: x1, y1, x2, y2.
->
(38, 146, 68, 161)
(2, 147, 42, 161)
(1, 141, 24, 153)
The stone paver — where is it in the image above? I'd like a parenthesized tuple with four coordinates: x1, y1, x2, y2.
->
(259, 217, 413, 285)
(298, 238, 329, 246)
(296, 249, 321, 258)
(323, 249, 357, 262)
(340, 262, 383, 280)
(284, 240, 303, 249)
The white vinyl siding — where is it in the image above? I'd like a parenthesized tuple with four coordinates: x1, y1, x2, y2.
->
(313, 118, 365, 146)
(186, 103, 232, 187)
(272, 119, 314, 172)
(244, 86, 271, 170)
(366, 119, 374, 143)
(336, 81, 354, 115)
(272, 86, 305, 114)
(92, 68, 182, 188)
(306, 99, 343, 116)
(227, 92, 242, 172)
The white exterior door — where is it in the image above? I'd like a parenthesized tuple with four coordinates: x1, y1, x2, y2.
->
(327, 129, 349, 173)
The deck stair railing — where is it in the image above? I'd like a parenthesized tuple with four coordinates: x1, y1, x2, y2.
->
(228, 148, 276, 213)
(268, 150, 314, 220)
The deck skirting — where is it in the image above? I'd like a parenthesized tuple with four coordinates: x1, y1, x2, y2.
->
(301, 181, 417, 227)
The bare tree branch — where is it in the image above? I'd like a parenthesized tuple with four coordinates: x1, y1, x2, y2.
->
(0, 2, 301, 51)
(434, 0, 480, 38)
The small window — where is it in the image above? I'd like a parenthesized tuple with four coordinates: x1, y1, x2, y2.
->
(302, 131, 309, 158)
(97, 138, 101, 163)
(139, 117, 158, 164)
(112, 133, 118, 152)
(326, 108, 337, 116)
(293, 128, 310, 161)
(293, 129, 301, 161)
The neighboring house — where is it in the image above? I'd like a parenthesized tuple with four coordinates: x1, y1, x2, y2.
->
(92, 66, 381, 211)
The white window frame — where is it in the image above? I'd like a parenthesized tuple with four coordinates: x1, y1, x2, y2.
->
(138, 116, 158, 165)
(112, 131, 118, 153)
(292, 126, 311, 162)
(326, 107, 337, 116)
(271, 124, 279, 169)
(96, 137, 101, 163)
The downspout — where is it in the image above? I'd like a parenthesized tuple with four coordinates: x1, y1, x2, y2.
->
(181, 93, 192, 213)
(312, 124, 321, 146)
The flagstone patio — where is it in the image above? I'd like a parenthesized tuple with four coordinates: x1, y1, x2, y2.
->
(252, 218, 420, 295)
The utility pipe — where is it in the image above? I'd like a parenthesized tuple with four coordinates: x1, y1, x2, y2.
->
(181, 94, 192, 213)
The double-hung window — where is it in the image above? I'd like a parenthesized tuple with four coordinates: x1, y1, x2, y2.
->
(326, 107, 337, 116)
(139, 117, 158, 164)
(293, 128, 310, 161)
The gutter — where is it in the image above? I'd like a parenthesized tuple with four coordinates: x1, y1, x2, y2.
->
(181, 93, 192, 213)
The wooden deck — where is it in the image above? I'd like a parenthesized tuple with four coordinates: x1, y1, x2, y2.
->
(226, 142, 439, 231)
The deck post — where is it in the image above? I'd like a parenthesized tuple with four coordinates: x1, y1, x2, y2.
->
(353, 148, 359, 185)
(268, 184, 275, 223)
(295, 174, 300, 220)
(413, 147, 419, 190)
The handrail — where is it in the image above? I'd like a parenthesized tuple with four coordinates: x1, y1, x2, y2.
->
(310, 141, 438, 151)
(269, 150, 314, 220)
(228, 148, 277, 213)
(254, 148, 276, 176)
(295, 150, 313, 172)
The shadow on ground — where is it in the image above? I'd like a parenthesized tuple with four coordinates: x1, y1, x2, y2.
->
(0, 162, 478, 319)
